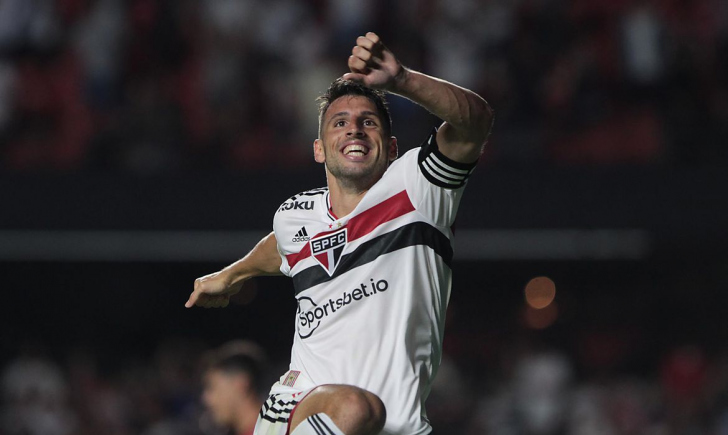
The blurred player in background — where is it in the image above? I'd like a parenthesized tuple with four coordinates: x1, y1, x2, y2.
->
(187, 32, 493, 435)
(201, 341, 267, 435)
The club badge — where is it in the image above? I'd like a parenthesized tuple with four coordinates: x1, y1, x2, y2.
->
(309, 228, 347, 276)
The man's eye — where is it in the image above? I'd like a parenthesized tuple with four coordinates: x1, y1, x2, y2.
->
(364, 120, 375, 126)
(334, 120, 346, 127)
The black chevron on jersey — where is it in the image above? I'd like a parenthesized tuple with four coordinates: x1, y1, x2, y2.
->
(292, 221, 452, 294)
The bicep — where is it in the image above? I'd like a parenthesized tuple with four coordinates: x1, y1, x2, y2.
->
(256, 231, 284, 275)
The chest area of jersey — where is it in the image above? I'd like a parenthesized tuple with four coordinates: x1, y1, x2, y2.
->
(288, 219, 358, 276)
(307, 227, 347, 275)
(283, 190, 416, 276)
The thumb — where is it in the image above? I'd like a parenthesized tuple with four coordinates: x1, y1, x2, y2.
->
(342, 72, 367, 83)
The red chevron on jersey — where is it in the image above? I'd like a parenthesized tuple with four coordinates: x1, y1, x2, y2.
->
(285, 190, 415, 270)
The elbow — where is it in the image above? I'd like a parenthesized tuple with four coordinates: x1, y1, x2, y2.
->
(464, 91, 493, 133)
(482, 102, 495, 141)
(478, 97, 495, 132)
(468, 98, 494, 146)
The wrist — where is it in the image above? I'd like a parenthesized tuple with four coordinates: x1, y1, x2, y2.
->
(387, 65, 411, 94)
(221, 264, 244, 285)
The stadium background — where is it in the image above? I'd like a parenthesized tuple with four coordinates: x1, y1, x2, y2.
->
(1, 0, 727, 433)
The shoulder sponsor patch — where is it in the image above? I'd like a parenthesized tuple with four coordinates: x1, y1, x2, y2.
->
(278, 200, 315, 212)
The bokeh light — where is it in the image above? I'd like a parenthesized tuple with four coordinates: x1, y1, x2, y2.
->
(523, 303, 559, 330)
(525, 276, 556, 309)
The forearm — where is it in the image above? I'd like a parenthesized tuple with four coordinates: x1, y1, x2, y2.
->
(222, 231, 283, 283)
(390, 68, 493, 161)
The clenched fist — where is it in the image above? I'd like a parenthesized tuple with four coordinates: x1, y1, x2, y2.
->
(342, 32, 407, 92)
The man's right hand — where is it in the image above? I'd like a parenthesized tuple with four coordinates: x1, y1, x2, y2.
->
(185, 270, 243, 308)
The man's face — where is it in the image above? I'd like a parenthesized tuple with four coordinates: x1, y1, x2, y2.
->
(202, 370, 245, 426)
(314, 96, 397, 189)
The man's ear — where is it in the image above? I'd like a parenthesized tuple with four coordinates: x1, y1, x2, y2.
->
(313, 139, 326, 163)
(388, 136, 398, 162)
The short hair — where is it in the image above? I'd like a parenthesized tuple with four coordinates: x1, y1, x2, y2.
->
(317, 78, 392, 138)
(202, 340, 266, 396)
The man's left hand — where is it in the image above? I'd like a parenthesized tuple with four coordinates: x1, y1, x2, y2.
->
(343, 32, 405, 92)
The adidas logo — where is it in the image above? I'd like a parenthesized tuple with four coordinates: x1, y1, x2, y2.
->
(292, 227, 310, 243)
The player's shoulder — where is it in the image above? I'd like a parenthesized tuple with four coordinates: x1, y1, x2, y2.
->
(381, 129, 434, 186)
(276, 186, 328, 214)
(388, 128, 436, 173)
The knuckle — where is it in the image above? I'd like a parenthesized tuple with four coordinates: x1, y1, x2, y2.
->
(357, 36, 372, 48)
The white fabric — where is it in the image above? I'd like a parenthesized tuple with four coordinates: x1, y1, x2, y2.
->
(270, 143, 469, 435)
(291, 413, 345, 435)
(254, 387, 315, 435)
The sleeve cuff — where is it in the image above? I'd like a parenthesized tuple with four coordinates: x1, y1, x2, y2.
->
(417, 128, 477, 189)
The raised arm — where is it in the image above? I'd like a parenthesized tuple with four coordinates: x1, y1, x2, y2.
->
(185, 231, 282, 308)
(343, 32, 494, 164)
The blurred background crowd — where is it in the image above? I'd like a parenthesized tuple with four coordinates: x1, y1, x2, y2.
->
(1, 0, 727, 173)
(4, 335, 728, 435)
(2, 0, 728, 434)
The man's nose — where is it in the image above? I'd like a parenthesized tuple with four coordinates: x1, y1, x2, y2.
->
(346, 125, 365, 137)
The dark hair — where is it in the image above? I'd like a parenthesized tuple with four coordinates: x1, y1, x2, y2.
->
(317, 78, 392, 138)
(202, 341, 266, 396)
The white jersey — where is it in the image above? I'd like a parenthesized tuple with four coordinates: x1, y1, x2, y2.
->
(271, 130, 477, 435)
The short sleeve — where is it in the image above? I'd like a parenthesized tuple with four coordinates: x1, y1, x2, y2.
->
(273, 209, 292, 277)
(417, 128, 478, 188)
(400, 129, 478, 228)
(277, 237, 291, 276)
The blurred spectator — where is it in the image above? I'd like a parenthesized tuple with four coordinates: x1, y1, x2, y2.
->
(513, 349, 573, 435)
(620, 1, 666, 87)
(1, 348, 77, 435)
(426, 355, 472, 433)
(200, 340, 267, 435)
(72, 0, 127, 111)
(0, 0, 725, 173)
(2, 337, 728, 434)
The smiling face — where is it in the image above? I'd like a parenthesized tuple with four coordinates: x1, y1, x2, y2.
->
(314, 95, 397, 191)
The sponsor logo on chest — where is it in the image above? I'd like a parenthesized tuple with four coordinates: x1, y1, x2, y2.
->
(296, 277, 390, 339)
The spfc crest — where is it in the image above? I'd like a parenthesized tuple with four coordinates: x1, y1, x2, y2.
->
(309, 228, 346, 276)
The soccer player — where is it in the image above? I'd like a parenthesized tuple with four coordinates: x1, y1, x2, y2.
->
(186, 32, 493, 435)
(201, 341, 267, 435)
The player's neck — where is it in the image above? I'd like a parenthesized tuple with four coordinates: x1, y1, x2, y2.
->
(327, 176, 370, 218)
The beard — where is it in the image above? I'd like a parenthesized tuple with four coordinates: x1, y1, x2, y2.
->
(324, 149, 388, 192)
